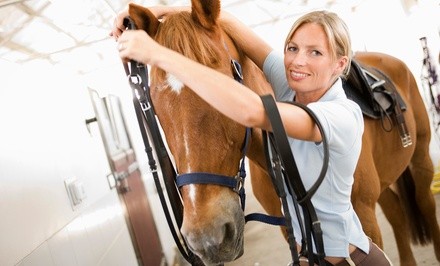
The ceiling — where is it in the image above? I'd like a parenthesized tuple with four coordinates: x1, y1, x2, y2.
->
(0, 0, 134, 69)
(0, 0, 430, 74)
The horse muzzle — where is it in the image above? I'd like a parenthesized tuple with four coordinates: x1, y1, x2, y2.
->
(180, 202, 245, 265)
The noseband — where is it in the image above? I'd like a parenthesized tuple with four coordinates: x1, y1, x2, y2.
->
(176, 126, 251, 210)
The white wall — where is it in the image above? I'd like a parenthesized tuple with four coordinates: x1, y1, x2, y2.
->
(82, 45, 178, 265)
(0, 27, 178, 264)
(0, 56, 146, 265)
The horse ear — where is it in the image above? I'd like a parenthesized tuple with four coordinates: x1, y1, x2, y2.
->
(128, 3, 159, 36)
(191, 0, 221, 30)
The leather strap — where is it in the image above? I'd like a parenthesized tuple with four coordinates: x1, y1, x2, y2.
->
(260, 94, 328, 266)
(123, 17, 203, 265)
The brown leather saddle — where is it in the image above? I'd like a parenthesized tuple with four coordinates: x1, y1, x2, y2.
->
(342, 59, 412, 147)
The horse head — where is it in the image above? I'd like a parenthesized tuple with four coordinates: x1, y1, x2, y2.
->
(128, 1, 274, 265)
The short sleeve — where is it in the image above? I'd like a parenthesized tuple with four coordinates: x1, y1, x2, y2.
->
(263, 50, 293, 101)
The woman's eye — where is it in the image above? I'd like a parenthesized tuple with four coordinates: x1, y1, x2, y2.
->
(311, 50, 322, 56)
(286, 46, 298, 52)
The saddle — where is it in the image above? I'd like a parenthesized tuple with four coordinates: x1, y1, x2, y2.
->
(342, 59, 412, 147)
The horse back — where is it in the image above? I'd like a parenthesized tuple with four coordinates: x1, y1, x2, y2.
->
(354, 52, 421, 110)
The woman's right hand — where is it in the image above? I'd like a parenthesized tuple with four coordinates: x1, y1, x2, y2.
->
(117, 30, 162, 66)
(109, 7, 129, 41)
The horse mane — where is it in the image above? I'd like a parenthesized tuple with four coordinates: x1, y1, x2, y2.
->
(153, 12, 224, 80)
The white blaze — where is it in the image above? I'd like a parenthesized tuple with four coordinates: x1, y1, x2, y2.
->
(167, 73, 184, 93)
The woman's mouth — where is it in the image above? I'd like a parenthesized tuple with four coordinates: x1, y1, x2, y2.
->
(290, 70, 308, 81)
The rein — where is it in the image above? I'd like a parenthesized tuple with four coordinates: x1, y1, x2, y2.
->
(123, 18, 199, 264)
(260, 95, 329, 266)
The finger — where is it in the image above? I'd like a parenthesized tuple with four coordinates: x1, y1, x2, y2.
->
(109, 28, 118, 39)
(118, 48, 131, 64)
(110, 16, 126, 38)
(118, 43, 125, 51)
(116, 17, 126, 31)
(112, 28, 125, 40)
(114, 17, 123, 31)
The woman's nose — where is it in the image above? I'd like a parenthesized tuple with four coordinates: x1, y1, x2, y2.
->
(292, 52, 307, 66)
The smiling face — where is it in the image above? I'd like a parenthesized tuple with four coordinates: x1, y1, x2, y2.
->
(284, 22, 347, 104)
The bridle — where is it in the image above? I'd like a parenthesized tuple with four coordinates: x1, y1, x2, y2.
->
(123, 18, 284, 265)
(175, 123, 250, 211)
(123, 17, 328, 266)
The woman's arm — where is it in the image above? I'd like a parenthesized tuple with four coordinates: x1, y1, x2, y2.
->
(220, 11, 273, 70)
(117, 30, 321, 142)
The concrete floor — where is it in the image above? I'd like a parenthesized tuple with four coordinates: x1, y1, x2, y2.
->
(226, 182, 440, 266)
(172, 179, 440, 266)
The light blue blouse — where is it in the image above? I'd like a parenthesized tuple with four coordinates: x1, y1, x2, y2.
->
(263, 50, 369, 257)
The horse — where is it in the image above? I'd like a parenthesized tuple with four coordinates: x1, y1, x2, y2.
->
(126, 1, 440, 265)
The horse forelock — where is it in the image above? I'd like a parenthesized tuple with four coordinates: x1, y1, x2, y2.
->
(153, 12, 226, 92)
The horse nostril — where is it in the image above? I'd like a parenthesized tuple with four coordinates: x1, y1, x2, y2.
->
(223, 222, 236, 241)
(210, 221, 237, 247)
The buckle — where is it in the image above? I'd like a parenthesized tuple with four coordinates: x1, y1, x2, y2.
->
(233, 173, 244, 194)
(128, 74, 142, 85)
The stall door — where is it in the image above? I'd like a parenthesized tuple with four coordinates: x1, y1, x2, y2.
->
(89, 89, 164, 266)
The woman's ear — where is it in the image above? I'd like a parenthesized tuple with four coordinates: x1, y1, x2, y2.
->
(335, 55, 348, 75)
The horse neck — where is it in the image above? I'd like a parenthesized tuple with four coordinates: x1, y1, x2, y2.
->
(241, 128, 268, 176)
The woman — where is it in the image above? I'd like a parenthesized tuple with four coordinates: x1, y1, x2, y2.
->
(111, 6, 391, 266)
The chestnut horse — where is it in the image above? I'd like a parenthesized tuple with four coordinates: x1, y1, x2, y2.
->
(126, 1, 440, 265)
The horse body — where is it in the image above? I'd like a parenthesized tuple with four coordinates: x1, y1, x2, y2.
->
(127, 2, 440, 265)
(353, 52, 440, 265)
(350, 52, 418, 243)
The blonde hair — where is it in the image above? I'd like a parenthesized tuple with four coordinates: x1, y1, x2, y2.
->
(284, 11, 352, 78)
